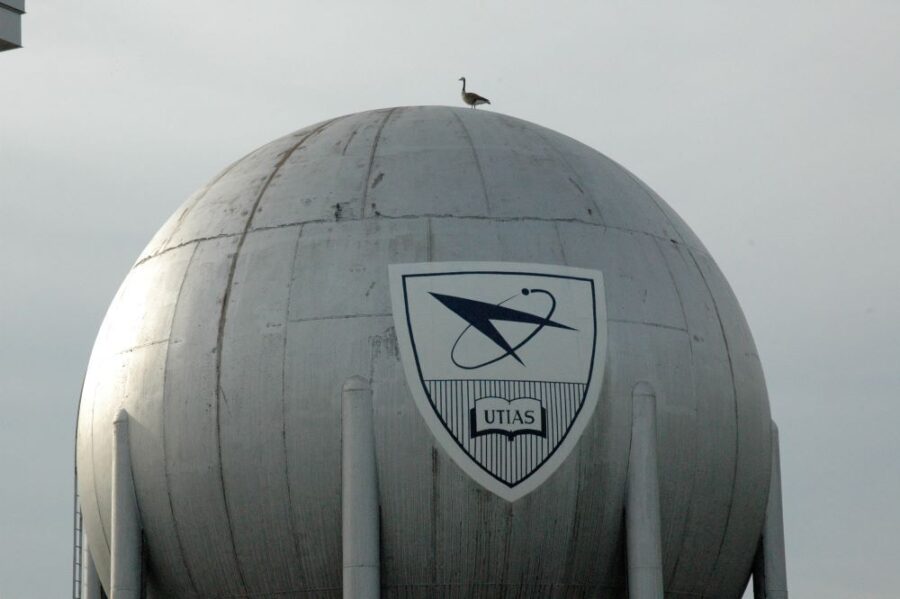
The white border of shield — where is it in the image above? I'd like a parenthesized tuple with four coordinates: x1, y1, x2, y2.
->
(389, 262, 607, 502)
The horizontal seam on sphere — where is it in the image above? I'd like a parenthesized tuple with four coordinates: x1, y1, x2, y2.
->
(208, 587, 341, 598)
(136, 215, 710, 267)
(113, 338, 168, 355)
(378, 582, 629, 591)
(609, 318, 688, 332)
(597, 151, 689, 246)
(207, 582, 635, 594)
(287, 313, 392, 323)
(133, 232, 244, 267)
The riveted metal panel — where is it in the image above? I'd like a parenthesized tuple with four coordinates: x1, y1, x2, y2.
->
(364, 106, 491, 219)
(636, 181, 709, 254)
(692, 251, 772, 599)
(163, 236, 245, 598)
(556, 222, 686, 330)
(218, 225, 306, 593)
(124, 340, 193, 598)
(368, 318, 436, 590)
(656, 240, 740, 595)
(161, 129, 315, 251)
(428, 218, 566, 263)
(251, 112, 380, 228)
(452, 110, 602, 222)
(121, 248, 197, 596)
(283, 316, 397, 592)
(498, 431, 580, 588)
(79, 244, 195, 587)
(137, 178, 227, 265)
(287, 218, 429, 321)
(538, 126, 703, 251)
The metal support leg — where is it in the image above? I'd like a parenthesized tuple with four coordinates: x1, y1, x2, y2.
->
(342, 377, 381, 599)
(111, 410, 142, 599)
(82, 535, 103, 599)
(753, 422, 788, 598)
(627, 382, 664, 599)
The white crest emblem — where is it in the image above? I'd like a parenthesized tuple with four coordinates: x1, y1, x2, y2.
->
(389, 262, 607, 501)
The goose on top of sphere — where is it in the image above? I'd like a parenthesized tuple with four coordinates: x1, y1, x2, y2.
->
(459, 77, 490, 109)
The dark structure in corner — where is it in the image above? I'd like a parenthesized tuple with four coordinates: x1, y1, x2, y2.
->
(0, 0, 24, 51)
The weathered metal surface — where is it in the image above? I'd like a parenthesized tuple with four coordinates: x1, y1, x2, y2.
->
(76, 106, 772, 598)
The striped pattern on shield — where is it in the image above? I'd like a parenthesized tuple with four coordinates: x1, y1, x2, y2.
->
(426, 379, 588, 486)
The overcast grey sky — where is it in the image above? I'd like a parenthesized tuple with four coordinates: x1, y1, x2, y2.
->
(2, 1, 899, 597)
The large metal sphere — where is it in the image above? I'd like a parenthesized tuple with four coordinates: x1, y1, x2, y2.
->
(76, 106, 771, 598)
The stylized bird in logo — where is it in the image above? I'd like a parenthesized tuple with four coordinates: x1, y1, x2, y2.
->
(430, 288, 576, 369)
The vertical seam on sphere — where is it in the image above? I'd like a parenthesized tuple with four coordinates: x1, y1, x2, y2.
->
(651, 238, 698, 587)
(500, 505, 514, 580)
(214, 116, 343, 593)
(600, 153, 688, 245)
(340, 120, 362, 156)
(653, 239, 691, 332)
(687, 249, 741, 597)
(426, 217, 433, 262)
(553, 222, 570, 265)
(430, 446, 438, 584)
(281, 222, 308, 586)
(361, 108, 398, 219)
(156, 154, 248, 258)
(561, 440, 582, 583)
(161, 242, 202, 596)
(450, 109, 492, 216)
(502, 114, 607, 226)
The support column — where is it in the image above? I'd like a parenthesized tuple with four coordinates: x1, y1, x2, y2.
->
(753, 422, 788, 598)
(111, 409, 142, 599)
(342, 376, 381, 599)
(82, 535, 103, 599)
(627, 382, 664, 599)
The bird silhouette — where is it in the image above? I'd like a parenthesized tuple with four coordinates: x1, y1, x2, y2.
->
(459, 77, 491, 109)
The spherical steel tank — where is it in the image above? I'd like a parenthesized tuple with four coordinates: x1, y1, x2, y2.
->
(76, 106, 772, 598)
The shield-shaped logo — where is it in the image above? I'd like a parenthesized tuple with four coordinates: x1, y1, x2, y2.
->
(389, 262, 607, 501)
